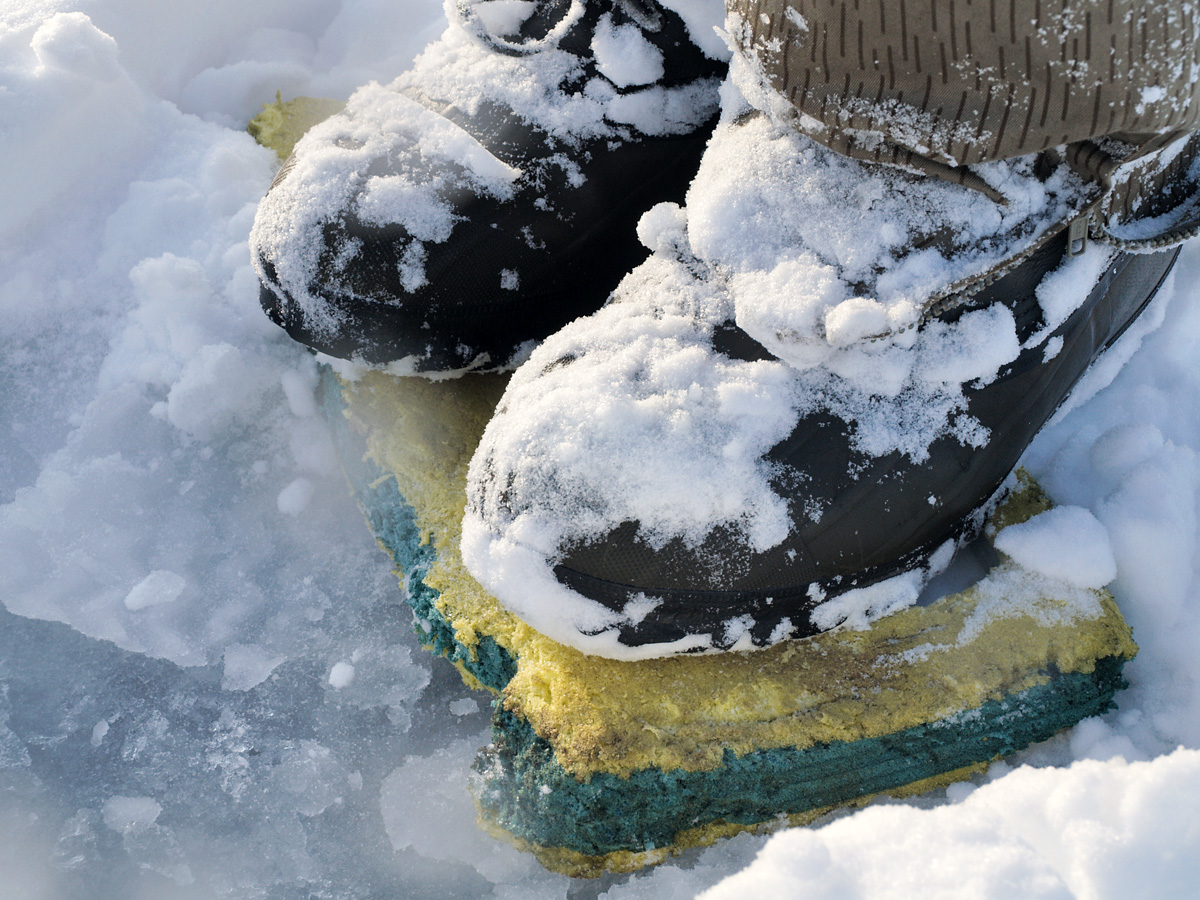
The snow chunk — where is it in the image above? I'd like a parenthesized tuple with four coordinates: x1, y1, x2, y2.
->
(277, 477, 315, 515)
(328, 661, 356, 688)
(637, 201, 688, 255)
(592, 14, 664, 88)
(605, 79, 724, 135)
(470, 0, 537, 36)
(1034, 246, 1114, 340)
(124, 570, 186, 611)
(809, 567, 926, 632)
(824, 297, 888, 347)
(994, 506, 1117, 589)
(165, 342, 276, 440)
(916, 304, 1019, 387)
(957, 561, 1106, 646)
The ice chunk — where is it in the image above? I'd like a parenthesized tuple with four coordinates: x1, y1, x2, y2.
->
(221, 643, 285, 691)
(101, 796, 162, 832)
(124, 570, 186, 611)
(380, 736, 547, 885)
(449, 698, 480, 716)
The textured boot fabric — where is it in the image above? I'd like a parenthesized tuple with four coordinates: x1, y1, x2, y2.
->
(730, 0, 1200, 249)
(728, 0, 1200, 170)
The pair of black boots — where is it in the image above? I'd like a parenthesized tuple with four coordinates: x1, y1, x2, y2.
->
(252, 0, 1183, 659)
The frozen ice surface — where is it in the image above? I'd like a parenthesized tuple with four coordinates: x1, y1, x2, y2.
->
(2, 0, 1200, 897)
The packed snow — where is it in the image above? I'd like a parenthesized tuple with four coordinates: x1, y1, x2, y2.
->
(2, 0, 1200, 898)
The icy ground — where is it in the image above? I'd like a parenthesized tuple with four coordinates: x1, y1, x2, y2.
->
(1, 1, 1199, 898)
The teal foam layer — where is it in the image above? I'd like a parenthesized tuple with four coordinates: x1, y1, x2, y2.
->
(473, 656, 1128, 858)
(318, 369, 517, 692)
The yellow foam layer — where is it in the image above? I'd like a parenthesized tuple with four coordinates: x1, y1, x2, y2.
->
(340, 372, 1137, 778)
(247, 93, 346, 160)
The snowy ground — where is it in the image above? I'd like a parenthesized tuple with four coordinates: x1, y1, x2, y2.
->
(2, 1, 1199, 898)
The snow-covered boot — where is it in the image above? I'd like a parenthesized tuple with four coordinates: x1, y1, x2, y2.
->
(460, 3, 1200, 658)
(250, 0, 727, 374)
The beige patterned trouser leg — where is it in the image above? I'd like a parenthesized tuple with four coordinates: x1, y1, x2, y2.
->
(729, 0, 1200, 223)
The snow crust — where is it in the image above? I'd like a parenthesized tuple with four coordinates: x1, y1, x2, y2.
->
(3, 0, 1200, 897)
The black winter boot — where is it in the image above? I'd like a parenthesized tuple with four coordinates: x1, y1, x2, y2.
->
(251, 0, 727, 374)
(459, 52, 1196, 659)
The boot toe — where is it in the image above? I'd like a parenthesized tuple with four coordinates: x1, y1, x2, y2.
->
(463, 228, 1180, 658)
(250, 1, 726, 372)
